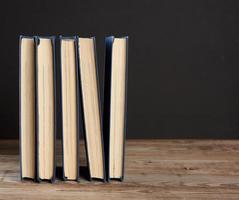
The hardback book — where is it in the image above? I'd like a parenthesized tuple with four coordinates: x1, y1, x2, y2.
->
(77, 37, 105, 181)
(35, 36, 56, 182)
(19, 36, 36, 180)
(59, 36, 80, 181)
(103, 36, 128, 181)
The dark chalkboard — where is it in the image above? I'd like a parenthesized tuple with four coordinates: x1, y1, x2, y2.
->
(1, 0, 239, 138)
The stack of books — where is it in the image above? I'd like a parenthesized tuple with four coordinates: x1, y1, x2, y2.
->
(19, 36, 128, 182)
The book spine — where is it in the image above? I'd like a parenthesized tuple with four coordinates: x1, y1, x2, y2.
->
(103, 36, 114, 181)
(121, 36, 129, 181)
(74, 36, 81, 182)
(52, 36, 57, 183)
(19, 35, 23, 181)
(93, 37, 106, 182)
(59, 36, 64, 181)
(34, 36, 40, 183)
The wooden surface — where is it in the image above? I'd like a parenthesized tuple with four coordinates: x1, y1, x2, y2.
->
(0, 140, 239, 199)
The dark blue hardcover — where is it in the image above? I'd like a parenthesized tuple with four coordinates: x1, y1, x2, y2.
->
(77, 37, 106, 182)
(103, 36, 129, 181)
(35, 36, 57, 183)
(19, 35, 37, 182)
(59, 36, 80, 182)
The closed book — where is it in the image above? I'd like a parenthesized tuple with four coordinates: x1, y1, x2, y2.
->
(35, 36, 56, 183)
(19, 36, 36, 181)
(77, 37, 105, 181)
(103, 36, 128, 181)
(59, 36, 80, 181)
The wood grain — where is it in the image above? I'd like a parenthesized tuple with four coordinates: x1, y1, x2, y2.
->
(1, 140, 239, 199)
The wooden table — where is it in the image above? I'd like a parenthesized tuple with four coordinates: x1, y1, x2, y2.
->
(0, 140, 239, 199)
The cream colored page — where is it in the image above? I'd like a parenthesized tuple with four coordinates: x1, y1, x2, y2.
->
(37, 39, 54, 179)
(109, 38, 127, 178)
(21, 38, 35, 178)
(61, 40, 78, 179)
(78, 38, 104, 178)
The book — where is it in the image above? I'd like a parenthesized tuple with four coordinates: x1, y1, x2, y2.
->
(35, 36, 56, 182)
(77, 37, 105, 181)
(59, 36, 80, 181)
(19, 36, 36, 180)
(103, 36, 128, 181)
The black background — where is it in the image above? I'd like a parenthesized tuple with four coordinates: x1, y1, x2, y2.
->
(1, 0, 239, 139)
